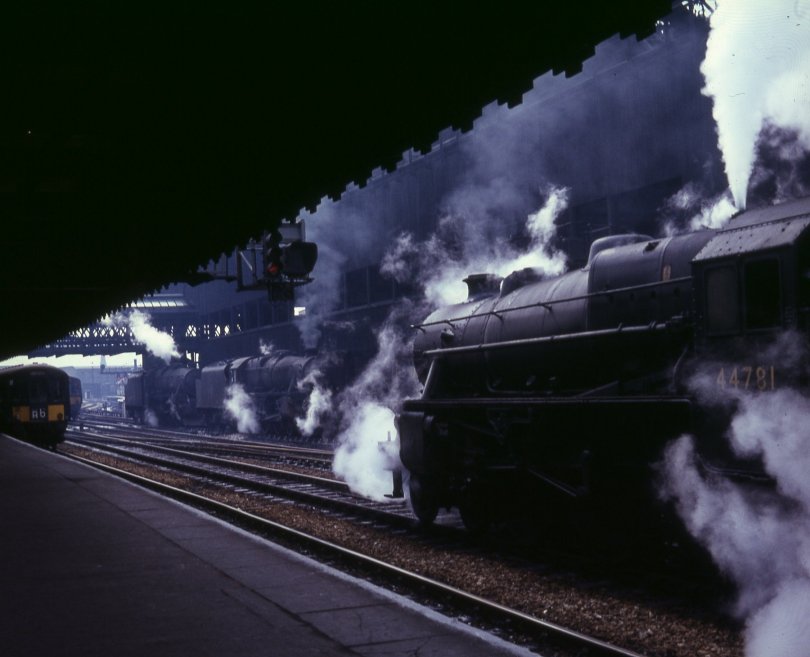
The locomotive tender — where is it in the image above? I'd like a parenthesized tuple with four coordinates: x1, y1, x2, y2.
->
(0, 364, 71, 448)
(398, 195, 810, 530)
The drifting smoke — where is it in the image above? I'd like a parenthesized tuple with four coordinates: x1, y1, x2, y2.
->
(296, 198, 386, 348)
(223, 383, 260, 434)
(702, 0, 810, 209)
(332, 309, 421, 501)
(258, 339, 275, 356)
(382, 186, 569, 306)
(295, 370, 333, 437)
(104, 309, 181, 363)
(661, 332, 810, 657)
(748, 124, 810, 206)
(661, 183, 737, 235)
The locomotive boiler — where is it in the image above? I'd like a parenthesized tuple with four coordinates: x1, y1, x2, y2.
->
(398, 195, 810, 531)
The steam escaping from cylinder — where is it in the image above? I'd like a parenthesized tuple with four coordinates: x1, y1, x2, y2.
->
(660, 333, 810, 657)
(223, 383, 260, 434)
(331, 310, 420, 501)
(103, 309, 181, 363)
(702, 0, 810, 209)
(332, 403, 400, 501)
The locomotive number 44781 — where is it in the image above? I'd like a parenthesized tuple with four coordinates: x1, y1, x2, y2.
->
(716, 366, 776, 391)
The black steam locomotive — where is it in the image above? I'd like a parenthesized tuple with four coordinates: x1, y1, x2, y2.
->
(125, 351, 345, 437)
(125, 364, 199, 426)
(398, 195, 810, 531)
(0, 364, 72, 448)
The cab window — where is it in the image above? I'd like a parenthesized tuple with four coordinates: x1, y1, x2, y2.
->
(28, 376, 48, 404)
(744, 259, 781, 329)
(705, 266, 739, 333)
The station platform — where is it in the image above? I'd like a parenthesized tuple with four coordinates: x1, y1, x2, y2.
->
(0, 436, 535, 657)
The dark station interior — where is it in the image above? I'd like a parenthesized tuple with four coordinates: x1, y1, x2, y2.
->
(0, 3, 674, 362)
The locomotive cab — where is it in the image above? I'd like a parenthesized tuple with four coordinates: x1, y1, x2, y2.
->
(684, 200, 810, 476)
(692, 200, 810, 349)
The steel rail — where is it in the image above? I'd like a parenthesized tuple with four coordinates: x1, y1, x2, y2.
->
(67, 432, 337, 476)
(76, 418, 334, 459)
(64, 435, 410, 526)
(66, 434, 339, 489)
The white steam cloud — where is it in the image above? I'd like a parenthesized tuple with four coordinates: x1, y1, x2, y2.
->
(144, 408, 159, 428)
(702, 0, 810, 209)
(258, 339, 275, 356)
(687, 193, 736, 232)
(295, 370, 333, 437)
(662, 184, 737, 235)
(332, 312, 421, 501)
(382, 186, 569, 307)
(661, 334, 810, 657)
(332, 403, 400, 500)
(224, 383, 260, 434)
(296, 198, 376, 349)
(103, 309, 181, 363)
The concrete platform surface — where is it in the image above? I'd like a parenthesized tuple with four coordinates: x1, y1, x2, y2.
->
(0, 436, 537, 657)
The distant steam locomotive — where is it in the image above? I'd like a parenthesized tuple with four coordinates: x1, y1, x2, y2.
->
(125, 351, 347, 437)
(0, 364, 71, 448)
(398, 195, 810, 531)
(125, 363, 199, 426)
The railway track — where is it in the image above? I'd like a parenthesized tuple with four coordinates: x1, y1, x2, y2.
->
(66, 425, 738, 657)
(64, 429, 413, 527)
(62, 425, 735, 657)
(58, 425, 740, 657)
(74, 417, 336, 471)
